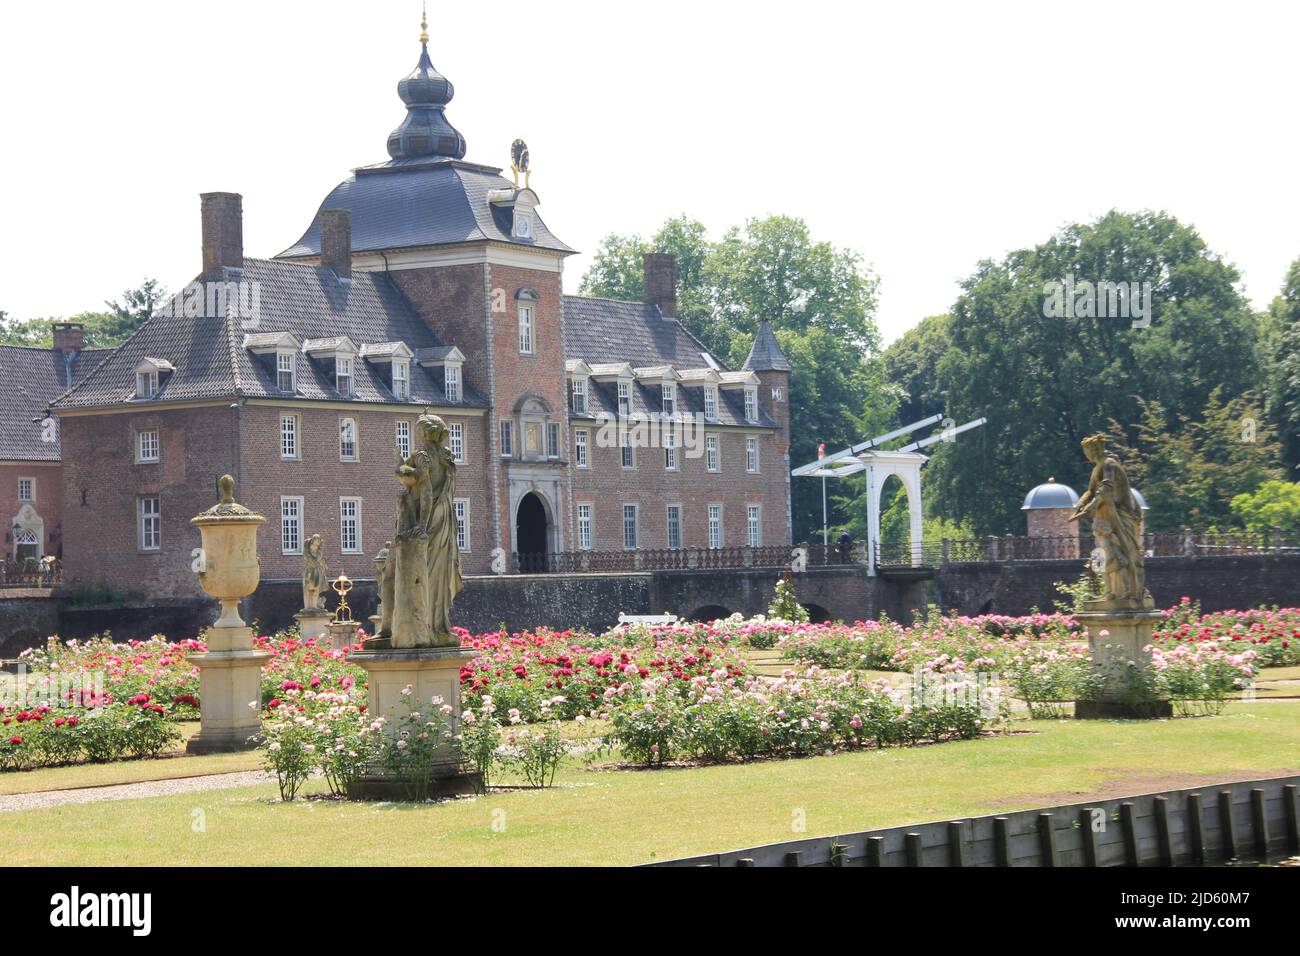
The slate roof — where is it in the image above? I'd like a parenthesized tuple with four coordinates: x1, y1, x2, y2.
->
(743, 320, 791, 372)
(562, 296, 725, 370)
(574, 375, 775, 430)
(277, 160, 574, 259)
(0, 345, 110, 460)
(51, 258, 486, 411)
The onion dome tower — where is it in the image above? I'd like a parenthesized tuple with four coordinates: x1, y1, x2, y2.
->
(385, 9, 466, 162)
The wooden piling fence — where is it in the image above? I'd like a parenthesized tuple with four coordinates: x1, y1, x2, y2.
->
(648, 774, 1300, 867)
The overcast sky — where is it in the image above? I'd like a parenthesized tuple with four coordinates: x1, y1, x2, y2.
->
(2, 0, 1296, 344)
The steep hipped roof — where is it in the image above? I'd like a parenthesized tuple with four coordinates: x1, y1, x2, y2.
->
(562, 296, 725, 371)
(0, 345, 109, 460)
(51, 258, 486, 410)
(743, 320, 791, 372)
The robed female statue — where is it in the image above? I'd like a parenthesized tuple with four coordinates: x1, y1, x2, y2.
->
(378, 414, 464, 646)
(1069, 433, 1150, 606)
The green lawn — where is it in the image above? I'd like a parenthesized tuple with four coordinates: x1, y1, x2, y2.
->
(3, 701, 1298, 866)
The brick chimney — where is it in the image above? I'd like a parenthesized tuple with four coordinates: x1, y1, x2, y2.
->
(51, 322, 85, 354)
(319, 209, 352, 279)
(643, 253, 677, 319)
(200, 192, 244, 278)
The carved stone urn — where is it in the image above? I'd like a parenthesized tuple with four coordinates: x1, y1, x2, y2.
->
(192, 475, 265, 636)
(187, 475, 270, 753)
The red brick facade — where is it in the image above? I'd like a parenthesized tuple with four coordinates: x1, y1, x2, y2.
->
(1, 461, 63, 565)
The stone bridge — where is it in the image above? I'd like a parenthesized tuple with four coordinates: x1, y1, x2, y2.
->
(4, 552, 1300, 653)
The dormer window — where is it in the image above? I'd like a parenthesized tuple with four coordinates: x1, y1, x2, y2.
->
(133, 357, 173, 400)
(514, 212, 533, 239)
(444, 364, 462, 403)
(704, 386, 718, 420)
(392, 359, 410, 400)
(662, 383, 676, 416)
(276, 352, 296, 392)
(744, 386, 758, 423)
(571, 376, 587, 414)
(617, 380, 632, 417)
(336, 357, 353, 396)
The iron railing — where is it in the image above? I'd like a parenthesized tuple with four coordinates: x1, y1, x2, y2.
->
(512, 543, 852, 574)
(876, 530, 1300, 569)
(0, 558, 61, 588)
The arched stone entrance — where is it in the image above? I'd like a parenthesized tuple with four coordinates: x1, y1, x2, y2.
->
(515, 491, 552, 572)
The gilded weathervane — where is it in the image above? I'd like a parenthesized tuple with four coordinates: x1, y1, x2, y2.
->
(511, 139, 531, 188)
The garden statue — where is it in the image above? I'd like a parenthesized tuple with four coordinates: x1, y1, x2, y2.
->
(377, 413, 463, 647)
(301, 534, 328, 612)
(1068, 433, 1167, 718)
(1068, 433, 1150, 607)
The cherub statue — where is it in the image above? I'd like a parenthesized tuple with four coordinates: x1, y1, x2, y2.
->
(302, 533, 328, 612)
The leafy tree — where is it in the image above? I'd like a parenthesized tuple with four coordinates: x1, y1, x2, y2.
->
(881, 313, 952, 426)
(0, 279, 163, 349)
(1230, 481, 1300, 531)
(1103, 389, 1283, 531)
(580, 215, 891, 540)
(1266, 257, 1300, 474)
(928, 210, 1263, 535)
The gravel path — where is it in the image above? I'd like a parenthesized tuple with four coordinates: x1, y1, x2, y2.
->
(0, 770, 272, 813)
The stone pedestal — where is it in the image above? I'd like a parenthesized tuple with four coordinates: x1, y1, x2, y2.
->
(295, 609, 331, 642)
(1074, 597, 1172, 719)
(326, 620, 360, 652)
(187, 625, 270, 753)
(347, 645, 480, 799)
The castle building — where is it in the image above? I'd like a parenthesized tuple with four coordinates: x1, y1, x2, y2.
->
(0, 324, 108, 573)
(45, 25, 792, 598)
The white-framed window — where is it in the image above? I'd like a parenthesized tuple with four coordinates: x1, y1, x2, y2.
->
(571, 377, 587, 414)
(664, 430, 677, 470)
(454, 498, 470, 552)
(136, 429, 160, 464)
(514, 211, 533, 239)
(744, 386, 758, 423)
(335, 357, 353, 396)
(547, 422, 560, 459)
(746, 437, 759, 473)
(136, 370, 159, 399)
(500, 420, 513, 457)
(705, 433, 720, 472)
(444, 364, 462, 403)
(17, 478, 34, 502)
(708, 504, 722, 549)
(518, 304, 534, 354)
(577, 503, 593, 550)
(620, 433, 634, 469)
(704, 386, 718, 420)
(277, 352, 296, 391)
(666, 504, 682, 550)
(449, 422, 464, 463)
(138, 496, 161, 551)
(281, 496, 303, 554)
(622, 504, 638, 550)
(392, 360, 410, 400)
(771, 385, 785, 402)
(396, 420, 411, 459)
(662, 383, 676, 416)
(747, 504, 762, 547)
(575, 429, 589, 469)
(617, 380, 632, 416)
(14, 528, 39, 562)
(339, 417, 358, 461)
(281, 415, 298, 460)
(339, 497, 361, 553)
